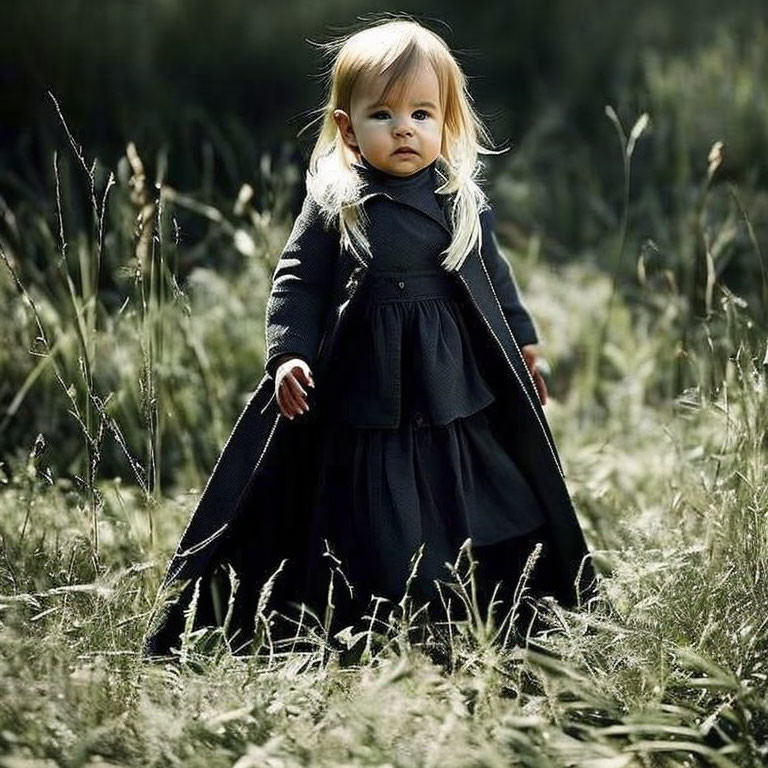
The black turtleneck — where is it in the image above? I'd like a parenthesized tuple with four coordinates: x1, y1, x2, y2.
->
(351, 154, 449, 236)
(354, 155, 439, 188)
(341, 153, 452, 281)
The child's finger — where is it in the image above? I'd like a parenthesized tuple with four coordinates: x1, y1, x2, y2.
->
(288, 374, 307, 399)
(276, 387, 293, 418)
(286, 375, 309, 412)
(277, 398, 294, 419)
(294, 366, 314, 390)
(278, 378, 302, 417)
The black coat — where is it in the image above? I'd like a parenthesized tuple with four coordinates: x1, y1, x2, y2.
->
(141, 164, 600, 657)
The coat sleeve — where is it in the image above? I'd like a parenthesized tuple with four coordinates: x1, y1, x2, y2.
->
(264, 191, 339, 379)
(479, 204, 540, 347)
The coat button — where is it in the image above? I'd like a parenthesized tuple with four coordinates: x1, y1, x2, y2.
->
(397, 280, 405, 289)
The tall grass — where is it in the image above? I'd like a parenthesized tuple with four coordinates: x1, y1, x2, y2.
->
(1, 300, 766, 763)
(0, 97, 284, 546)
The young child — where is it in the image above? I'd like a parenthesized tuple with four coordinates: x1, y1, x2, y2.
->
(142, 17, 600, 659)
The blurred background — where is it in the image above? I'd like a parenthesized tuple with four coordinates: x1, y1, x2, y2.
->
(4, 0, 768, 253)
(1, 0, 767, 496)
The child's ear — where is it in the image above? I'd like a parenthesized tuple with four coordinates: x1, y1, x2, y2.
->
(333, 109, 359, 150)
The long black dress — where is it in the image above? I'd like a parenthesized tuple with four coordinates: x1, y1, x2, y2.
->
(296, 157, 560, 633)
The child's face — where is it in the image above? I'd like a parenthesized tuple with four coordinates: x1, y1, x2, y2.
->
(334, 61, 444, 177)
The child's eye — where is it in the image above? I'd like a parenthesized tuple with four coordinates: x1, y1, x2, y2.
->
(370, 110, 431, 120)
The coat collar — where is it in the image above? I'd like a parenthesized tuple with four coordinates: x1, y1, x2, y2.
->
(351, 157, 453, 238)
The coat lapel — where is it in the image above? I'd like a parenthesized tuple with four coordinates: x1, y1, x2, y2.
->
(351, 159, 452, 241)
(455, 251, 565, 478)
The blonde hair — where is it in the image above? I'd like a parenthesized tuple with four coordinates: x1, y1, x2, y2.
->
(300, 15, 507, 271)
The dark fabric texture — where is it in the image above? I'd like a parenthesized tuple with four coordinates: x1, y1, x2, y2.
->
(298, 404, 547, 616)
(478, 207, 539, 347)
(263, 192, 338, 379)
(353, 155, 540, 348)
(471, 522, 562, 631)
(354, 156, 452, 244)
(317, 270, 497, 428)
(316, 158, 533, 429)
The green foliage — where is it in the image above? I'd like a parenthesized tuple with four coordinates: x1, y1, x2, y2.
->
(0, 110, 293, 507)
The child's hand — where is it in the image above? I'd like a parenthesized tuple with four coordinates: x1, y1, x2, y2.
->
(275, 356, 315, 420)
(521, 344, 548, 406)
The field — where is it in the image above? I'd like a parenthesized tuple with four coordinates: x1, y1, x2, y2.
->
(1, 17, 768, 766)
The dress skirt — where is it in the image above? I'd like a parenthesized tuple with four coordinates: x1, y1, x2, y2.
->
(298, 406, 557, 632)
(298, 269, 555, 633)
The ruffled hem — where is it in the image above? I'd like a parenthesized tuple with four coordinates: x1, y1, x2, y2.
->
(318, 287, 496, 428)
(299, 403, 547, 606)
